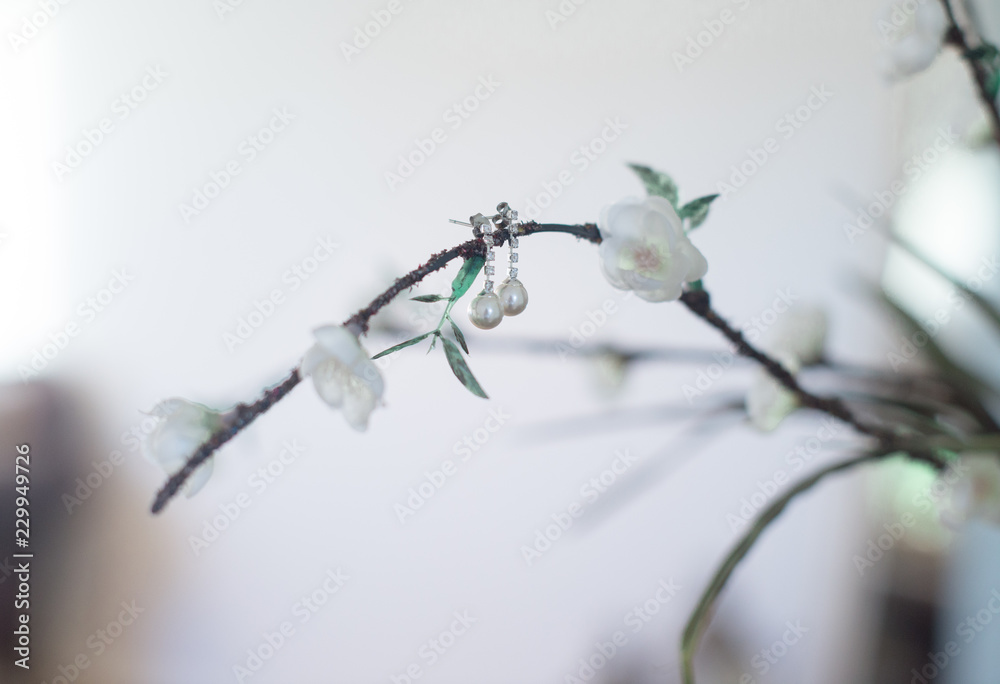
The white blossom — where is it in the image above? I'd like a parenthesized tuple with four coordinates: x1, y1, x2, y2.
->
(878, 0, 948, 79)
(745, 307, 827, 431)
(143, 398, 224, 497)
(302, 325, 384, 431)
(598, 196, 708, 302)
(746, 353, 801, 432)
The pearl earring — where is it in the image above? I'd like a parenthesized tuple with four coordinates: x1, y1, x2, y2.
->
(496, 202, 528, 316)
(467, 213, 504, 330)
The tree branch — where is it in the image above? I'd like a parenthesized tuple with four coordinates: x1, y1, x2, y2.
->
(679, 289, 895, 443)
(151, 222, 600, 513)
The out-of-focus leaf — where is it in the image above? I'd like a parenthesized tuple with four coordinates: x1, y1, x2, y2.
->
(371, 332, 433, 360)
(627, 163, 679, 208)
(679, 194, 719, 229)
(441, 338, 488, 398)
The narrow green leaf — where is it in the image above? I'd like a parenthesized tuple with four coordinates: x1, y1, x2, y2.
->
(427, 330, 440, 354)
(627, 163, 679, 208)
(411, 294, 446, 303)
(679, 194, 720, 229)
(441, 338, 488, 398)
(371, 332, 433, 359)
(450, 254, 486, 301)
(681, 450, 898, 684)
(448, 317, 469, 354)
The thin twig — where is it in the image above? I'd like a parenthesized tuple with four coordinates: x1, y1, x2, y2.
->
(679, 289, 895, 443)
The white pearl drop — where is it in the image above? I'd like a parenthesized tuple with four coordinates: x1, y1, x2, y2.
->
(468, 291, 503, 329)
(498, 278, 528, 316)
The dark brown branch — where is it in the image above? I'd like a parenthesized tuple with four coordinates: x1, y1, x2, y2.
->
(679, 289, 895, 443)
(940, 0, 1000, 148)
(151, 222, 600, 513)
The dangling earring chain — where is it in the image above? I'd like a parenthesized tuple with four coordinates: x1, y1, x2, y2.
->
(467, 213, 504, 330)
(496, 202, 528, 316)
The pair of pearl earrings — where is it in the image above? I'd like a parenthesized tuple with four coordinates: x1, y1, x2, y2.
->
(466, 202, 528, 330)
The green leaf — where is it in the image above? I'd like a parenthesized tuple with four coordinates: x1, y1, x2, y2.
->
(371, 332, 433, 359)
(411, 294, 446, 303)
(681, 450, 900, 684)
(441, 338, 488, 398)
(967, 44, 1000, 62)
(450, 254, 486, 301)
(627, 163, 679, 208)
(678, 194, 720, 229)
(448, 317, 469, 354)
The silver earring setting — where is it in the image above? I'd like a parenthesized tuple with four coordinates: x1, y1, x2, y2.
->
(466, 202, 528, 330)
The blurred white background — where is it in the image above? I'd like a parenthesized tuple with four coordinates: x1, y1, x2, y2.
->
(0, 0, 996, 682)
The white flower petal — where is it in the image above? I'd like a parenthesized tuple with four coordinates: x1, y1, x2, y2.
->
(746, 354, 801, 431)
(313, 324, 365, 365)
(914, 0, 947, 38)
(143, 398, 224, 498)
(311, 358, 349, 408)
(770, 307, 828, 365)
(184, 458, 215, 498)
(303, 325, 385, 428)
(341, 382, 378, 431)
(350, 357, 385, 399)
(598, 195, 708, 303)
